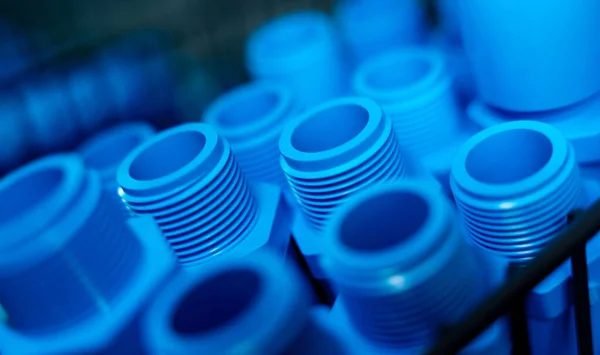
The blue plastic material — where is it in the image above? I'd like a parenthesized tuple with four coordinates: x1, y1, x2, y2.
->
(0, 98, 30, 173)
(203, 82, 299, 190)
(467, 93, 600, 166)
(245, 11, 349, 109)
(321, 182, 498, 352)
(0, 216, 176, 355)
(352, 47, 471, 192)
(334, 0, 427, 66)
(143, 250, 347, 354)
(457, 0, 600, 112)
(78, 122, 155, 191)
(451, 120, 586, 263)
(117, 123, 292, 268)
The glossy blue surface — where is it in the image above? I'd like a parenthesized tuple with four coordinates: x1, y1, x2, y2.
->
(143, 251, 347, 354)
(334, 0, 427, 66)
(204, 82, 299, 190)
(0, 155, 175, 354)
(246, 11, 350, 109)
(458, 0, 600, 112)
(353, 47, 472, 193)
(117, 123, 292, 267)
(322, 182, 501, 352)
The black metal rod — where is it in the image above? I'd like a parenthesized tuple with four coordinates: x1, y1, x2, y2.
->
(507, 264, 531, 355)
(571, 242, 594, 355)
(424, 200, 600, 355)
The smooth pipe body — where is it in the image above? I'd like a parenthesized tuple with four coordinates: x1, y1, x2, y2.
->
(0, 154, 142, 334)
(353, 47, 461, 159)
(322, 182, 484, 350)
(458, 0, 600, 112)
(143, 251, 346, 354)
(117, 123, 259, 266)
(451, 120, 585, 262)
(246, 11, 349, 109)
(279, 97, 407, 231)
(334, 0, 427, 66)
(204, 82, 298, 189)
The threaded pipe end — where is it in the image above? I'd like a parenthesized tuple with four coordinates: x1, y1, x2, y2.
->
(279, 97, 407, 230)
(0, 154, 142, 334)
(143, 251, 332, 354)
(117, 123, 259, 266)
(245, 11, 348, 108)
(204, 82, 297, 189)
(450, 120, 585, 262)
(353, 48, 461, 158)
(322, 182, 484, 349)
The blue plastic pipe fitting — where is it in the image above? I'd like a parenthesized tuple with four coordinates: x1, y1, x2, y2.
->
(0, 154, 143, 334)
(451, 120, 586, 262)
(280, 96, 407, 231)
(353, 47, 468, 191)
(334, 0, 427, 66)
(143, 251, 347, 354)
(457, 0, 600, 112)
(245, 11, 349, 109)
(0, 99, 30, 173)
(321, 182, 501, 352)
(78, 122, 155, 192)
(203, 82, 298, 190)
(117, 123, 292, 267)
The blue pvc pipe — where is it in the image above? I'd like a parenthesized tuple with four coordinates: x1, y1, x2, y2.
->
(0, 154, 142, 334)
(279, 97, 407, 231)
(458, 0, 600, 112)
(322, 182, 485, 350)
(352, 47, 461, 159)
(450, 120, 586, 262)
(78, 122, 155, 189)
(143, 251, 346, 354)
(334, 0, 427, 66)
(117, 123, 259, 266)
(245, 11, 349, 109)
(204, 82, 298, 189)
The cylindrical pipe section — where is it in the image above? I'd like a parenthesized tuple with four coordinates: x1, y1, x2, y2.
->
(451, 120, 585, 262)
(0, 154, 142, 334)
(143, 251, 346, 354)
(78, 121, 155, 189)
(334, 0, 427, 65)
(117, 123, 259, 267)
(353, 47, 461, 159)
(204, 82, 298, 189)
(458, 0, 600, 111)
(279, 97, 407, 231)
(322, 182, 484, 350)
(245, 11, 349, 109)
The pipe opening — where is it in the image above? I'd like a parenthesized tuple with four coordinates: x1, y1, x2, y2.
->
(291, 103, 369, 153)
(0, 167, 63, 225)
(340, 191, 429, 252)
(465, 129, 553, 184)
(83, 134, 145, 171)
(171, 268, 262, 335)
(129, 130, 206, 181)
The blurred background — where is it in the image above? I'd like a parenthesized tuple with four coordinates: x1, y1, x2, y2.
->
(0, 0, 438, 176)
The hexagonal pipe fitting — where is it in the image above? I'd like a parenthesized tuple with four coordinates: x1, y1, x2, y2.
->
(117, 123, 292, 268)
(0, 154, 175, 354)
(143, 250, 348, 354)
